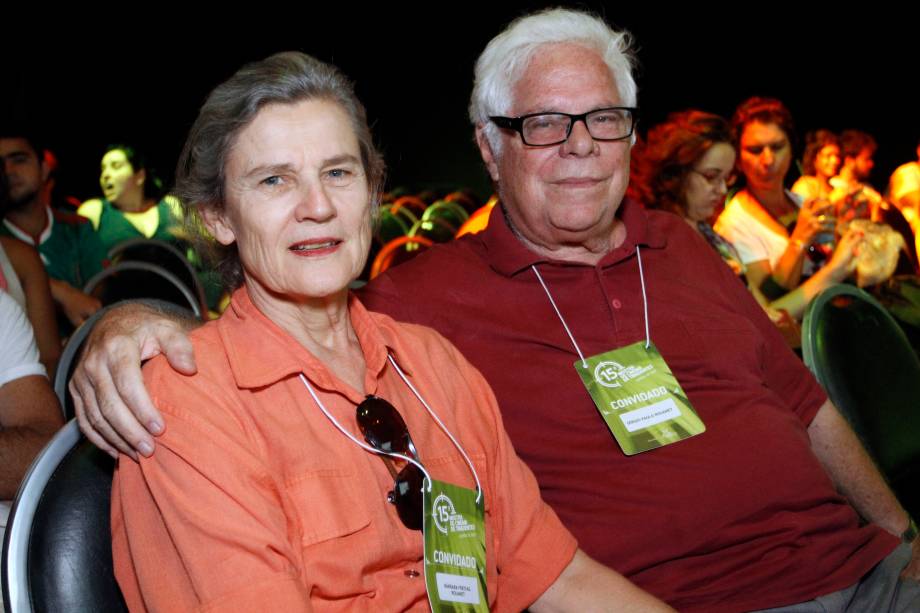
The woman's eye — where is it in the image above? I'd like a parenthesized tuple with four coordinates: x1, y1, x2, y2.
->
(328, 168, 350, 179)
(261, 175, 283, 187)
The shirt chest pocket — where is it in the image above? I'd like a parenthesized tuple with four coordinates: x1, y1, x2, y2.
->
(283, 467, 373, 547)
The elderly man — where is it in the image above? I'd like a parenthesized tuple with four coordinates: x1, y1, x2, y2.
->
(73, 9, 919, 612)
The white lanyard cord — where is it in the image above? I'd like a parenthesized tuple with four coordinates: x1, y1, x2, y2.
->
(636, 246, 650, 349)
(300, 373, 433, 491)
(387, 355, 482, 503)
(531, 245, 650, 364)
(532, 264, 588, 368)
(299, 355, 484, 503)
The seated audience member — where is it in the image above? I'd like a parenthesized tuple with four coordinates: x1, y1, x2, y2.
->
(106, 52, 669, 611)
(831, 129, 885, 222)
(631, 110, 861, 321)
(0, 238, 60, 376)
(0, 132, 105, 327)
(78, 144, 182, 255)
(71, 9, 920, 612)
(792, 129, 841, 202)
(887, 139, 920, 243)
(0, 290, 64, 526)
(715, 97, 836, 295)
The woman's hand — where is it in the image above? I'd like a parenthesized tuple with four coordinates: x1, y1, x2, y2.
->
(823, 227, 864, 281)
(789, 198, 835, 247)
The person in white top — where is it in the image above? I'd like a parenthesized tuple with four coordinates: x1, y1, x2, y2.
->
(0, 290, 63, 528)
(715, 97, 839, 295)
(792, 130, 841, 202)
(887, 140, 920, 246)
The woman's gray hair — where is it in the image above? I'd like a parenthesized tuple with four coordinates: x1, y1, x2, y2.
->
(469, 8, 638, 153)
(175, 51, 385, 289)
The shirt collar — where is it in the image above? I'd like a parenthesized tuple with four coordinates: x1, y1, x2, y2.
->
(482, 196, 667, 277)
(218, 286, 403, 398)
(2, 206, 53, 246)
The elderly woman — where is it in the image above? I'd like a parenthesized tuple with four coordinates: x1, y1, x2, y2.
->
(110, 52, 669, 613)
(631, 110, 860, 320)
(714, 97, 835, 295)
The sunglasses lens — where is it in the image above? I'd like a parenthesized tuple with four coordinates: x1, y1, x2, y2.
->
(356, 395, 411, 454)
(391, 463, 424, 531)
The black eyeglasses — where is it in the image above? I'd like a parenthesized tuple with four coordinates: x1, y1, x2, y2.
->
(356, 395, 424, 531)
(490, 106, 638, 146)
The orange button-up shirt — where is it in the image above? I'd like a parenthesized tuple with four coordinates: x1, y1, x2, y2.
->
(112, 287, 577, 612)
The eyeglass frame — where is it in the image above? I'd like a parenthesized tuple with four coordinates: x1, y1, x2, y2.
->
(489, 106, 639, 146)
(688, 167, 737, 190)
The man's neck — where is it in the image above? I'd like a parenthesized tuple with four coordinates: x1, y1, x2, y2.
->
(838, 164, 858, 184)
(5, 200, 48, 240)
(507, 217, 627, 266)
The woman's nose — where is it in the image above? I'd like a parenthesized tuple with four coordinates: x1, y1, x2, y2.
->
(295, 183, 336, 222)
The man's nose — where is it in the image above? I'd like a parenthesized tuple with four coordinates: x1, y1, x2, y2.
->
(562, 118, 596, 156)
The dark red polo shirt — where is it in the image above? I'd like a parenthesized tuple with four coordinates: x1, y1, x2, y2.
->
(360, 198, 897, 612)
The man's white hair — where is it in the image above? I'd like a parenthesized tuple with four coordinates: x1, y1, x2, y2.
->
(470, 8, 638, 153)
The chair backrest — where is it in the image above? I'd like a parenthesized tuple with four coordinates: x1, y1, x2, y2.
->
(84, 261, 203, 319)
(52, 306, 114, 420)
(802, 284, 920, 511)
(109, 238, 208, 314)
(2, 421, 127, 612)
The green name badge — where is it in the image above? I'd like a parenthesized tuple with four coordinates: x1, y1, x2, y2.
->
(575, 340, 705, 455)
(423, 479, 489, 613)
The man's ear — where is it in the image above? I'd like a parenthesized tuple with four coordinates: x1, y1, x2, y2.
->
(199, 206, 236, 246)
(475, 126, 501, 183)
(38, 157, 51, 183)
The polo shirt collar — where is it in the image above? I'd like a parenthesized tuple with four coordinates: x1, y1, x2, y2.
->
(482, 196, 667, 277)
(2, 206, 53, 246)
(218, 286, 400, 397)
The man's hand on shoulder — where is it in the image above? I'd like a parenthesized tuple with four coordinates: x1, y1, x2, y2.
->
(70, 301, 199, 460)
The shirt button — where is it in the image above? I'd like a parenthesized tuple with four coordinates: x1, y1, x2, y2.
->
(404, 569, 420, 578)
(612, 298, 622, 309)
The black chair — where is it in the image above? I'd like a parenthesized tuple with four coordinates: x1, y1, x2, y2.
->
(108, 238, 209, 315)
(52, 302, 197, 421)
(52, 306, 113, 420)
(84, 261, 203, 319)
(2, 421, 127, 612)
(802, 284, 920, 517)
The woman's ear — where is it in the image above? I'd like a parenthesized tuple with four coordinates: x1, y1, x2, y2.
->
(199, 206, 237, 246)
(135, 168, 146, 187)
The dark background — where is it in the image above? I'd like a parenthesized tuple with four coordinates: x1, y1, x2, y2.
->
(4, 4, 916, 204)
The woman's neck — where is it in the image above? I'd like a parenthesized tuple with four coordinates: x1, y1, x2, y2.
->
(747, 184, 792, 219)
(246, 281, 367, 393)
(684, 216, 703, 235)
(115, 193, 155, 213)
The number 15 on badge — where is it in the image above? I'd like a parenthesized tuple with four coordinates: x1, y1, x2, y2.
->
(576, 340, 706, 455)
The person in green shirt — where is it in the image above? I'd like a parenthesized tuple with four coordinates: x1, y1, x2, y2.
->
(0, 132, 106, 327)
(77, 144, 183, 255)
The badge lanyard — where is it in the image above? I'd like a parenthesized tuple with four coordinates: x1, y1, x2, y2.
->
(532, 246, 706, 455)
(300, 355, 489, 612)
